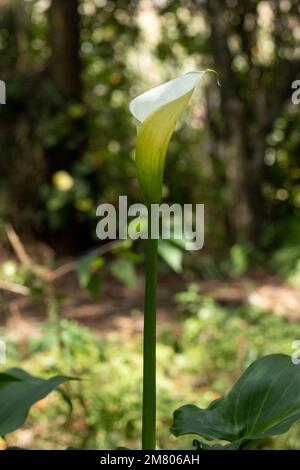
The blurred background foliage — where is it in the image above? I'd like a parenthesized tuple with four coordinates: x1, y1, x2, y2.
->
(0, 0, 299, 255)
(0, 0, 300, 450)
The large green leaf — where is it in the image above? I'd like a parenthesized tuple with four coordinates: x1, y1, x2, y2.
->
(171, 354, 300, 449)
(0, 368, 72, 436)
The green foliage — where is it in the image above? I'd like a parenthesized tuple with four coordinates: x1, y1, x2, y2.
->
(77, 255, 105, 297)
(229, 243, 249, 278)
(0, 368, 72, 436)
(110, 258, 137, 288)
(0, 0, 139, 238)
(172, 354, 300, 449)
(158, 240, 183, 274)
(3, 296, 300, 449)
(174, 285, 299, 384)
(1, 0, 299, 252)
(288, 260, 300, 288)
(270, 245, 300, 279)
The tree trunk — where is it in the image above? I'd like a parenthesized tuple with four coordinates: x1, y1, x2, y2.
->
(224, 139, 264, 243)
(46, 0, 87, 252)
(205, 0, 264, 243)
(49, 0, 81, 101)
(47, 0, 83, 176)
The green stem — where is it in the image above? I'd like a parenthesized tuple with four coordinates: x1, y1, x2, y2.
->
(142, 212, 158, 450)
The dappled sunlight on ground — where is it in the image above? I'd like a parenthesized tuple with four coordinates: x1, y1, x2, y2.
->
(2, 269, 300, 343)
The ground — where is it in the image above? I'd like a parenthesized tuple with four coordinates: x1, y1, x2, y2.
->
(1, 266, 300, 343)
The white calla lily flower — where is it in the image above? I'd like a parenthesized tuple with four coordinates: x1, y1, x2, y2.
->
(129, 70, 218, 449)
(129, 70, 212, 204)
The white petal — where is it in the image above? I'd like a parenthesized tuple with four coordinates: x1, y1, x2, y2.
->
(129, 71, 204, 123)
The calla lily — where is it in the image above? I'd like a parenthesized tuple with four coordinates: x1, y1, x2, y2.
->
(129, 70, 217, 450)
(130, 70, 211, 204)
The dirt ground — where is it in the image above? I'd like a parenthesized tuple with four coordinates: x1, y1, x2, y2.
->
(1, 267, 300, 343)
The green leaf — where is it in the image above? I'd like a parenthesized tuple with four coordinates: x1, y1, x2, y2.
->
(77, 254, 104, 297)
(171, 354, 300, 449)
(0, 368, 73, 436)
(229, 243, 248, 277)
(158, 240, 183, 273)
(110, 258, 137, 288)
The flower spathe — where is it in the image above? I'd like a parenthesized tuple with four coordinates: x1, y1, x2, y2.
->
(129, 71, 207, 204)
(129, 69, 217, 449)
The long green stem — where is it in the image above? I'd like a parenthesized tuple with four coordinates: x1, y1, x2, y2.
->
(142, 212, 158, 450)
